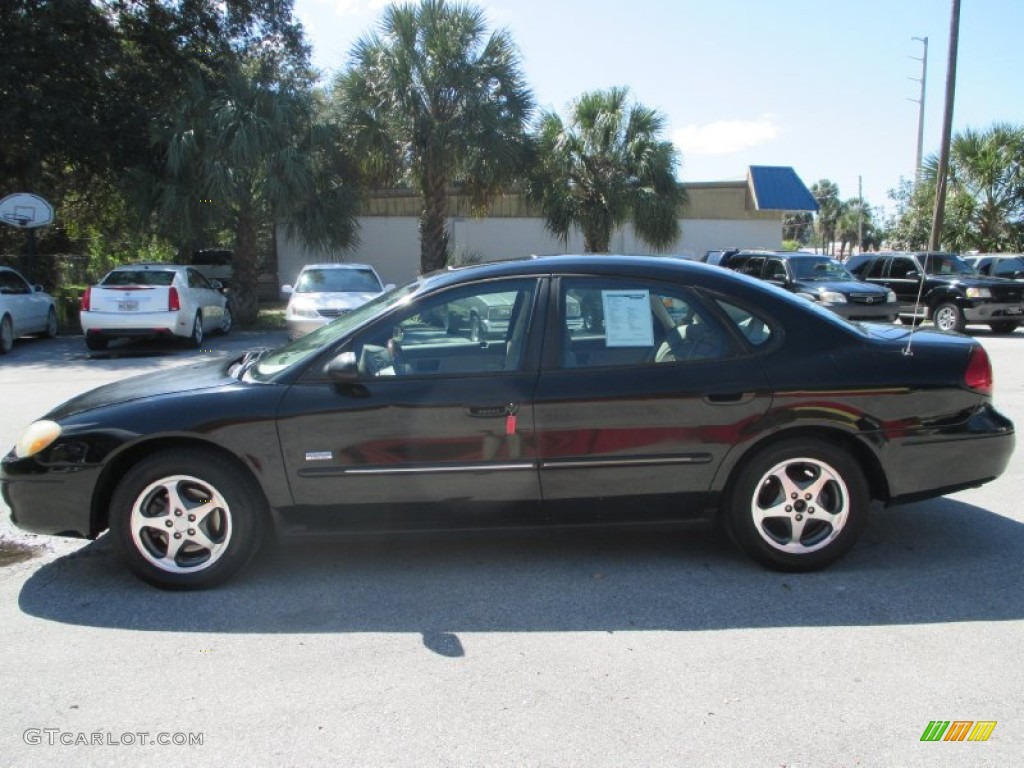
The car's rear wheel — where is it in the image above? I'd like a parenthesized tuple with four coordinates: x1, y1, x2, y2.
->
(725, 438, 869, 571)
(989, 320, 1018, 334)
(41, 307, 58, 338)
(85, 334, 108, 352)
(187, 312, 203, 348)
(109, 449, 266, 589)
(0, 315, 13, 354)
(932, 301, 965, 333)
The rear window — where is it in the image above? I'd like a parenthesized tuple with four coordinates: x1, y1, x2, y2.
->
(102, 270, 175, 287)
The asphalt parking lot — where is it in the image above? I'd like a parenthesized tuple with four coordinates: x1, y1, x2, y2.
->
(0, 328, 1022, 766)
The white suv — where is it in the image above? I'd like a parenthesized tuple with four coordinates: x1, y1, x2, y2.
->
(80, 264, 231, 351)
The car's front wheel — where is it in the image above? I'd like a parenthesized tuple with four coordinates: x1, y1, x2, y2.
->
(218, 305, 232, 335)
(0, 315, 13, 354)
(725, 438, 869, 571)
(109, 449, 266, 589)
(932, 301, 965, 333)
(41, 307, 58, 338)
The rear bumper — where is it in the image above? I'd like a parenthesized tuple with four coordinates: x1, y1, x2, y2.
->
(883, 404, 1015, 503)
(963, 302, 1024, 323)
(81, 310, 188, 339)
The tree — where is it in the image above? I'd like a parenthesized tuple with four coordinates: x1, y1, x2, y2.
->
(527, 87, 686, 254)
(139, 72, 361, 324)
(810, 180, 841, 256)
(889, 123, 1024, 252)
(836, 198, 879, 258)
(782, 212, 813, 244)
(334, 0, 534, 274)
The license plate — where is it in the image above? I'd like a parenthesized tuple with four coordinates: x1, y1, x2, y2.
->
(118, 300, 139, 312)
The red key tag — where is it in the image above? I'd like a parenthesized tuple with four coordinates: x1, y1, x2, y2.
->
(506, 413, 517, 435)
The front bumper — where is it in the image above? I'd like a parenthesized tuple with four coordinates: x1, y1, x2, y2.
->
(962, 302, 1024, 324)
(2, 452, 101, 538)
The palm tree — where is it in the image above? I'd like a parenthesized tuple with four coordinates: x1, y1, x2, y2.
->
(334, 0, 534, 274)
(810, 180, 841, 256)
(141, 71, 360, 324)
(527, 87, 686, 254)
(921, 123, 1024, 251)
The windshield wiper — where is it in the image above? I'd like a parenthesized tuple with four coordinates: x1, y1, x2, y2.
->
(231, 348, 269, 379)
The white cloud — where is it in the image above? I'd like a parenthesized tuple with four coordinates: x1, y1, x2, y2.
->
(673, 116, 782, 156)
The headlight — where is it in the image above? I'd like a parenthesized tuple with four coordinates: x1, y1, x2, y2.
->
(819, 291, 848, 304)
(287, 302, 319, 319)
(15, 420, 62, 459)
(965, 287, 992, 299)
(886, 290, 897, 303)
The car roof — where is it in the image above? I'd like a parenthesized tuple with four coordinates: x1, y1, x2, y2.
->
(111, 263, 185, 271)
(301, 263, 378, 271)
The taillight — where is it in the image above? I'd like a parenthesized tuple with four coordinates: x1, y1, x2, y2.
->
(168, 287, 180, 312)
(965, 345, 992, 394)
(81, 286, 91, 312)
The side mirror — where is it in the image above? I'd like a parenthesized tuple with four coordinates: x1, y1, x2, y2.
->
(324, 350, 359, 381)
(384, 283, 396, 291)
(281, 284, 294, 296)
(33, 284, 44, 293)
(905, 270, 921, 281)
(210, 280, 224, 291)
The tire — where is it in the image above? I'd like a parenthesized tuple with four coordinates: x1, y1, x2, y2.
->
(724, 438, 869, 572)
(41, 307, 58, 339)
(187, 312, 203, 348)
(108, 449, 266, 590)
(85, 334, 108, 351)
(0, 315, 12, 354)
(932, 301, 965, 333)
(989, 320, 1018, 334)
(469, 314, 483, 342)
(218, 304, 232, 336)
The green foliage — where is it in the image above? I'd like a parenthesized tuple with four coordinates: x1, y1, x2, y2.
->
(780, 240, 803, 252)
(810, 180, 841, 255)
(334, 0, 534, 274)
(527, 87, 686, 254)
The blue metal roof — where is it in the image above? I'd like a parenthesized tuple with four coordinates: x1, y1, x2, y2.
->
(747, 166, 819, 212)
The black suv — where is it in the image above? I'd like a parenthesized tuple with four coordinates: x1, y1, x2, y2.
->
(722, 251, 897, 322)
(846, 251, 1024, 334)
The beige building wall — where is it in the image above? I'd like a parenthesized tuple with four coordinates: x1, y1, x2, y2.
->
(277, 182, 785, 288)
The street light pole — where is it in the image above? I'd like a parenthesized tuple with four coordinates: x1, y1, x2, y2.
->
(930, 0, 961, 251)
(909, 36, 928, 184)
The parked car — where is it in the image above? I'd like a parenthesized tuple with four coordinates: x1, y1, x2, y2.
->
(722, 251, 897, 322)
(0, 266, 58, 354)
(282, 263, 390, 340)
(80, 264, 231, 351)
(3, 255, 1014, 589)
(189, 249, 234, 287)
(963, 253, 1024, 280)
(846, 251, 1024, 334)
(699, 248, 740, 266)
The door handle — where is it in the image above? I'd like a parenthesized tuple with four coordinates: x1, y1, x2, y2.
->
(703, 392, 755, 405)
(466, 402, 518, 418)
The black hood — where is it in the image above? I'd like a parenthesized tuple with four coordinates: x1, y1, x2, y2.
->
(46, 356, 240, 421)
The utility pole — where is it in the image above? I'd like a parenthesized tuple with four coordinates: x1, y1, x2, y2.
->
(930, 0, 960, 251)
(909, 36, 928, 184)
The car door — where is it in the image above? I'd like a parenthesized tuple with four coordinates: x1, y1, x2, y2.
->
(0, 270, 44, 334)
(275, 277, 546, 533)
(880, 255, 925, 315)
(186, 268, 223, 331)
(532, 276, 773, 525)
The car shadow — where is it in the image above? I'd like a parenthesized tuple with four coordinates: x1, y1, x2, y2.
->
(18, 497, 1024, 640)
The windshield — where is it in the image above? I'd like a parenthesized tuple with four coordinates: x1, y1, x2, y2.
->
(251, 281, 420, 379)
(296, 268, 382, 293)
(789, 257, 854, 281)
(922, 253, 976, 276)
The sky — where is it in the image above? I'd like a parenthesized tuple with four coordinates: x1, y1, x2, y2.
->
(292, 0, 1024, 217)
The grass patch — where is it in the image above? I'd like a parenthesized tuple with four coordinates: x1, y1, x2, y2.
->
(246, 305, 287, 331)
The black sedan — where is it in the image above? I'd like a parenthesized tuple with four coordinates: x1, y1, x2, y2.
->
(1, 256, 1014, 589)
